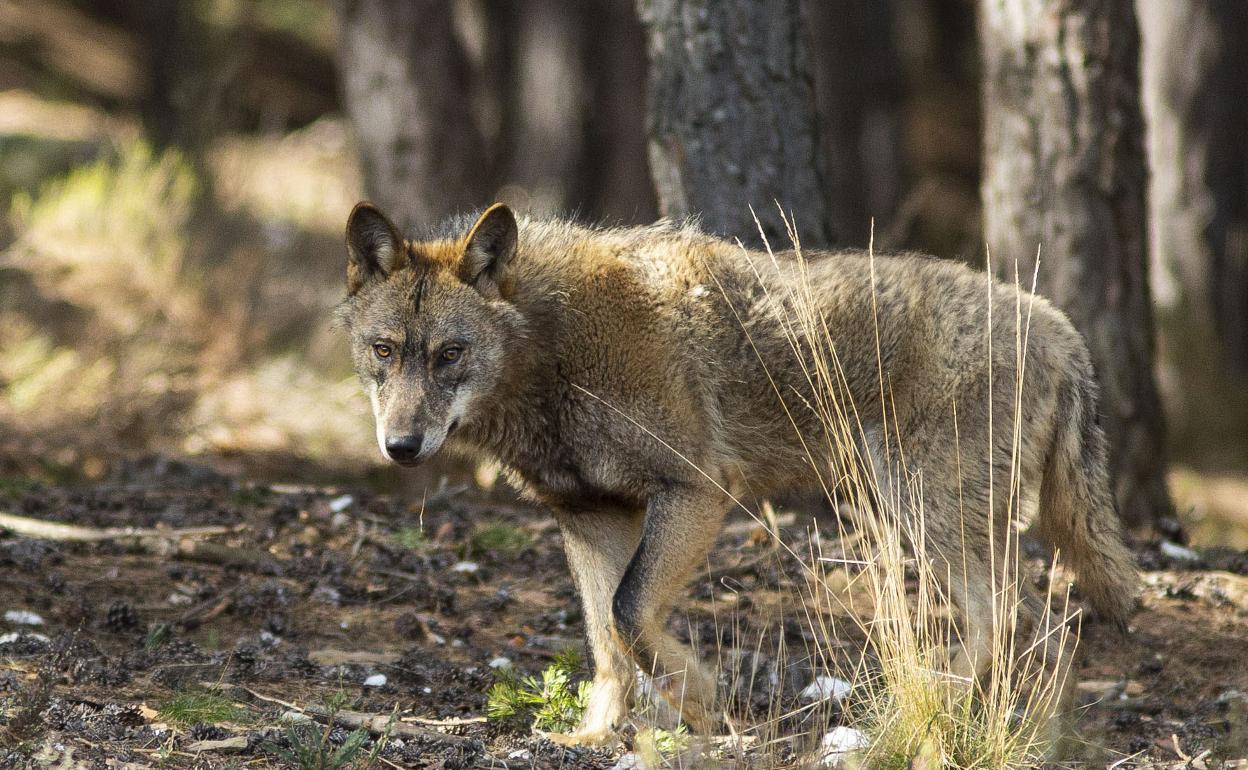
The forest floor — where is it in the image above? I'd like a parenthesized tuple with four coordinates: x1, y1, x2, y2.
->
(1, 457, 1247, 769)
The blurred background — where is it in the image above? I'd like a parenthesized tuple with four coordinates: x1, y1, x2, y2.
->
(0, 0, 1244, 544)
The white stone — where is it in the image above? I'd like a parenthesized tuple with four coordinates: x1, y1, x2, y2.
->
(312, 585, 342, 605)
(1160, 541, 1201, 562)
(328, 495, 354, 513)
(489, 657, 513, 669)
(363, 673, 387, 687)
(612, 752, 643, 770)
(801, 675, 852, 704)
(820, 726, 869, 767)
(0, 631, 50, 645)
(451, 561, 480, 573)
(4, 610, 44, 626)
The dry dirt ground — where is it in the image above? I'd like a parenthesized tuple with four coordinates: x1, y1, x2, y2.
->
(1, 458, 1247, 769)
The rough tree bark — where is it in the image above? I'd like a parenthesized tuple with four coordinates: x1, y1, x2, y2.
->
(979, 0, 1176, 532)
(333, 0, 487, 231)
(804, 0, 904, 248)
(1139, 0, 1248, 374)
(1142, 0, 1248, 370)
(636, 0, 834, 249)
(574, 0, 658, 223)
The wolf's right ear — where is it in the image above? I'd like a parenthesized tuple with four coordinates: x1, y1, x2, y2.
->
(345, 203, 406, 295)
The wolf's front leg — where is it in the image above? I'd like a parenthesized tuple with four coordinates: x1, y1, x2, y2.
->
(548, 507, 643, 746)
(611, 483, 729, 733)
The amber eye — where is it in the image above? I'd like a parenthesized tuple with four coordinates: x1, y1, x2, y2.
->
(373, 342, 392, 359)
(439, 346, 463, 364)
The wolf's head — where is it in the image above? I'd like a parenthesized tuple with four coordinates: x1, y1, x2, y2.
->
(339, 202, 523, 465)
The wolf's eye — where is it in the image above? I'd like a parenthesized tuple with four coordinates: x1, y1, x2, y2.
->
(438, 346, 463, 364)
(373, 342, 392, 359)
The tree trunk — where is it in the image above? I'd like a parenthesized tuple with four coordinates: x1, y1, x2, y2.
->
(804, 0, 905, 248)
(490, 0, 587, 215)
(574, 0, 658, 224)
(636, 0, 834, 249)
(333, 0, 487, 231)
(1138, 0, 1248, 463)
(979, 0, 1176, 532)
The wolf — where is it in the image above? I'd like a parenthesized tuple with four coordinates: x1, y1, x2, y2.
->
(337, 201, 1137, 745)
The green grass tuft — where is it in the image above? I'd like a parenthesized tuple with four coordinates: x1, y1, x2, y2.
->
(644, 724, 689, 755)
(272, 722, 372, 770)
(0, 477, 39, 498)
(486, 649, 589, 733)
(157, 691, 249, 727)
(467, 521, 532, 558)
(266, 689, 392, 770)
(144, 623, 173, 651)
(393, 527, 426, 550)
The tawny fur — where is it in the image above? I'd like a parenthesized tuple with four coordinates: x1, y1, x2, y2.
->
(339, 203, 1138, 744)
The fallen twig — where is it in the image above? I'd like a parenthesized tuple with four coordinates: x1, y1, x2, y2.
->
(171, 539, 282, 571)
(0, 511, 288, 572)
(238, 687, 481, 746)
(174, 588, 238, 629)
(407, 715, 488, 727)
(0, 511, 232, 542)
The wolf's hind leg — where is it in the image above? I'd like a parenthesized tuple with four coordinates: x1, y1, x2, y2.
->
(611, 484, 729, 733)
(925, 540, 996, 685)
(552, 507, 644, 745)
(863, 429, 1000, 686)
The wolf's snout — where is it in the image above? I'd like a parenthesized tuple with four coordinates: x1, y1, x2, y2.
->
(385, 433, 425, 465)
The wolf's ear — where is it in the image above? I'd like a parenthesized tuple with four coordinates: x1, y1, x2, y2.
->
(459, 203, 517, 296)
(345, 202, 406, 295)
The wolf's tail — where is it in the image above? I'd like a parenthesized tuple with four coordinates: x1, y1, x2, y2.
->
(1036, 368, 1138, 629)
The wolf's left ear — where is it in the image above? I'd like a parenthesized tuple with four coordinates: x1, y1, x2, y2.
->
(345, 202, 406, 295)
(460, 203, 517, 296)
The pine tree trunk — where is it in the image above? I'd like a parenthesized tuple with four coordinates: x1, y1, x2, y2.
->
(636, 0, 834, 249)
(804, 0, 904, 248)
(1140, 0, 1248, 354)
(333, 0, 487, 231)
(575, 0, 658, 223)
(488, 0, 587, 214)
(1139, 0, 1248, 467)
(980, 0, 1176, 532)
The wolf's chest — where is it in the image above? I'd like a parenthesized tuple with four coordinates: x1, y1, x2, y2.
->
(498, 433, 643, 514)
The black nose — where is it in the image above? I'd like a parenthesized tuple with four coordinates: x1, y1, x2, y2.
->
(385, 434, 424, 464)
